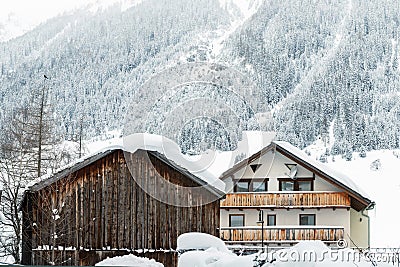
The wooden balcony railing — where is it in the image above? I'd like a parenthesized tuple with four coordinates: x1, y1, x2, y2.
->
(220, 192, 350, 208)
(220, 226, 345, 243)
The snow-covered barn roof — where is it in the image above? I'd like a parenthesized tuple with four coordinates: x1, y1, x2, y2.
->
(220, 141, 373, 211)
(23, 134, 225, 202)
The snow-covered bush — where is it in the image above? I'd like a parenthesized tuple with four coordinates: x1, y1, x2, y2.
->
(370, 159, 382, 171)
(359, 148, 367, 158)
(319, 154, 327, 163)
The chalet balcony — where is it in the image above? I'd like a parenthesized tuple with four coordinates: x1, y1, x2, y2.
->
(220, 192, 350, 209)
(220, 226, 345, 244)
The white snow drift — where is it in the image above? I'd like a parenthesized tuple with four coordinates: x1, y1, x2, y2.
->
(95, 254, 163, 267)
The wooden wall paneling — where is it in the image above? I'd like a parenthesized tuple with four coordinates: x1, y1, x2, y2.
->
(111, 153, 118, 249)
(117, 153, 124, 249)
(23, 150, 221, 267)
(143, 154, 149, 249)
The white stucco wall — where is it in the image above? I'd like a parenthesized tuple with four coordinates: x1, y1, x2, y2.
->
(221, 208, 350, 237)
(350, 208, 369, 247)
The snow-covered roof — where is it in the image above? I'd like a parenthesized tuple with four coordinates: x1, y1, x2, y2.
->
(27, 133, 225, 194)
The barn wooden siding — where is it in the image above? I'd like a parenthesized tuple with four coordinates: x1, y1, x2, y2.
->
(22, 149, 221, 266)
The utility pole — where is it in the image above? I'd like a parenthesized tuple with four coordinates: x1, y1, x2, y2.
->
(79, 116, 83, 158)
(37, 75, 48, 177)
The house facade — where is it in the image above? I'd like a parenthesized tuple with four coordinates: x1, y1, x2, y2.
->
(219, 141, 374, 248)
(21, 148, 223, 266)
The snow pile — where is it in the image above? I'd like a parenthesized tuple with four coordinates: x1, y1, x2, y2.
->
(178, 233, 253, 267)
(179, 248, 254, 267)
(122, 133, 226, 192)
(178, 232, 230, 253)
(95, 254, 163, 267)
(83, 131, 275, 193)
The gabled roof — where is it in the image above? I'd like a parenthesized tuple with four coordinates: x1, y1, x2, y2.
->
(21, 134, 228, 210)
(26, 133, 225, 194)
(220, 141, 373, 211)
(26, 148, 225, 198)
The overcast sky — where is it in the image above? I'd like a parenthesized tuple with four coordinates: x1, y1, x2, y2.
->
(0, 0, 123, 41)
(0, 0, 91, 22)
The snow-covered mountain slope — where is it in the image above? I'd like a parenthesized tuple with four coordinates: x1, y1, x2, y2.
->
(212, 0, 263, 59)
(0, 0, 399, 157)
(221, 0, 400, 151)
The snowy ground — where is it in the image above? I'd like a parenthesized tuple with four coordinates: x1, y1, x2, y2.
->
(178, 233, 393, 267)
(19, 231, 391, 267)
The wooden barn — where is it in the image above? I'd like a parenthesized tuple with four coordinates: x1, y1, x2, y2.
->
(21, 148, 224, 266)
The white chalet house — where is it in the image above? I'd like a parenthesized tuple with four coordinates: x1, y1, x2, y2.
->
(219, 141, 374, 248)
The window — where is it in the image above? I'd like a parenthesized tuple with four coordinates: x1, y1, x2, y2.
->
(280, 180, 294, 191)
(298, 180, 313, 191)
(235, 181, 250, 192)
(234, 179, 269, 192)
(299, 214, 316, 225)
(253, 181, 267, 192)
(278, 179, 314, 191)
(229, 215, 245, 227)
(267, 215, 276, 226)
